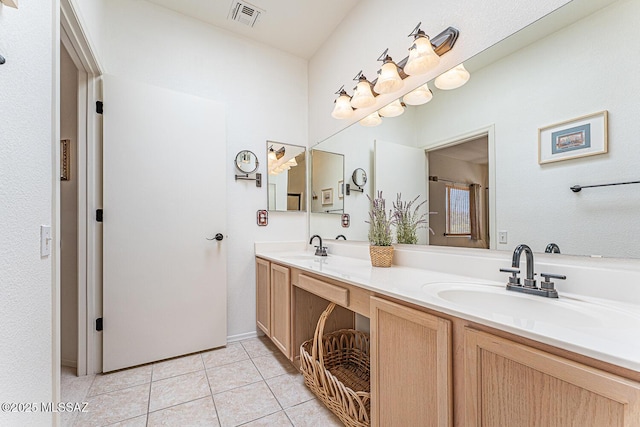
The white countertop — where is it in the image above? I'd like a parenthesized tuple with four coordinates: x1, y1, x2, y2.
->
(255, 244, 640, 373)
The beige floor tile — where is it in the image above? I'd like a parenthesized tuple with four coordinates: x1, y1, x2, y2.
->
(202, 343, 249, 369)
(240, 336, 278, 358)
(213, 381, 282, 427)
(285, 399, 343, 427)
(207, 359, 262, 394)
(266, 372, 315, 409)
(61, 370, 95, 402)
(105, 415, 148, 426)
(88, 364, 152, 397)
(149, 370, 210, 412)
(147, 396, 219, 427)
(73, 383, 150, 427)
(152, 353, 204, 381)
(240, 410, 293, 426)
(252, 353, 297, 379)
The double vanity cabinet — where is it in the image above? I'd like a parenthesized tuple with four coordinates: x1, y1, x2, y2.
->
(255, 255, 640, 426)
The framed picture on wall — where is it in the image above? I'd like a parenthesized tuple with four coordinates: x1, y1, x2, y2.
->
(538, 110, 608, 164)
(321, 188, 333, 205)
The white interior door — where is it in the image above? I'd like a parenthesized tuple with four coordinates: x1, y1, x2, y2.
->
(102, 75, 227, 372)
(374, 140, 429, 244)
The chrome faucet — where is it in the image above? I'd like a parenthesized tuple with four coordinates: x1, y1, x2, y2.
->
(309, 235, 328, 256)
(545, 243, 561, 254)
(500, 244, 565, 298)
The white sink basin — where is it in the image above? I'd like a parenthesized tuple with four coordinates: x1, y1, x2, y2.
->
(422, 282, 638, 330)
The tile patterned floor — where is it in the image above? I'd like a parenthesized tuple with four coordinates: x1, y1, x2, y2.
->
(61, 336, 343, 427)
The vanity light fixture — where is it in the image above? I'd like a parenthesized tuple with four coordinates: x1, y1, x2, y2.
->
(373, 49, 404, 95)
(403, 83, 433, 105)
(350, 71, 376, 109)
(330, 25, 459, 120)
(434, 63, 470, 90)
(378, 99, 405, 118)
(331, 86, 355, 119)
(404, 23, 441, 76)
(359, 111, 382, 127)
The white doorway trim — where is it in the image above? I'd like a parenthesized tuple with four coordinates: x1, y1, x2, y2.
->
(419, 125, 497, 249)
(59, 0, 103, 380)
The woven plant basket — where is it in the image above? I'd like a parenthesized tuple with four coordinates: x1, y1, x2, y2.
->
(369, 245, 394, 267)
(300, 303, 371, 427)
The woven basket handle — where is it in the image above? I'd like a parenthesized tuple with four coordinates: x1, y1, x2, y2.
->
(311, 302, 336, 366)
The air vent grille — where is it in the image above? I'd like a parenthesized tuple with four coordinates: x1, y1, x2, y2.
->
(228, 1, 264, 28)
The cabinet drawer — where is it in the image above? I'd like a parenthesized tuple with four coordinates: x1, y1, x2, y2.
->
(297, 274, 349, 307)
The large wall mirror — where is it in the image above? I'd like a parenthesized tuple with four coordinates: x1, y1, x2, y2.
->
(267, 141, 307, 212)
(310, 0, 640, 258)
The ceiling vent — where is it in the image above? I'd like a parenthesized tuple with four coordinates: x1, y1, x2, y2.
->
(228, 1, 264, 28)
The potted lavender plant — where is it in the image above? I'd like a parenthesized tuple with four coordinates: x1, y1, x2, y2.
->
(393, 193, 434, 244)
(366, 191, 394, 267)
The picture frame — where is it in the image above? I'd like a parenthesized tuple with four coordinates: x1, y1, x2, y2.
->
(61, 139, 70, 181)
(338, 180, 344, 199)
(321, 188, 333, 205)
(538, 110, 608, 164)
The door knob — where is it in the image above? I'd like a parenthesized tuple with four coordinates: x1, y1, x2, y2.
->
(206, 233, 224, 241)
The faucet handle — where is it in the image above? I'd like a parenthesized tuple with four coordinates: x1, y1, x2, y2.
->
(540, 272, 566, 290)
(500, 268, 521, 286)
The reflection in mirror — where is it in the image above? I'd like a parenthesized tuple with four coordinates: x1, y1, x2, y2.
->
(235, 150, 259, 174)
(352, 168, 367, 188)
(310, 0, 639, 258)
(311, 150, 344, 214)
(267, 142, 306, 212)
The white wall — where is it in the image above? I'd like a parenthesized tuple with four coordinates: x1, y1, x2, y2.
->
(416, 0, 640, 258)
(0, 1, 56, 426)
(84, 0, 308, 338)
(308, 0, 570, 144)
(60, 44, 78, 367)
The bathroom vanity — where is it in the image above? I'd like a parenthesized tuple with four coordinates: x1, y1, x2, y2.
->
(255, 242, 640, 427)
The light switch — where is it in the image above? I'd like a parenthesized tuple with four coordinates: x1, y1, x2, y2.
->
(498, 230, 508, 244)
(41, 225, 52, 257)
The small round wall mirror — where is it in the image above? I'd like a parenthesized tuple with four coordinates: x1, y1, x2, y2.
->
(352, 168, 367, 188)
(235, 150, 259, 174)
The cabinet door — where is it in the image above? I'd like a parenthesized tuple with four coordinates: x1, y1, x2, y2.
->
(370, 296, 452, 427)
(464, 328, 640, 426)
(255, 258, 271, 335)
(270, 263, 291, 357)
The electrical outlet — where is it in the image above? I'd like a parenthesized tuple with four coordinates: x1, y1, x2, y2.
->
(498, 230, 508, 244)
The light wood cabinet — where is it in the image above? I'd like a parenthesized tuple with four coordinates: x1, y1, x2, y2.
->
(256, 256, 640, 426)
(370, 296, 452, 427)
(270, 263, 291, 357)
(255, 258, 270, 336)
(255, 259, 292, 358)
(464, 328, 640, 426)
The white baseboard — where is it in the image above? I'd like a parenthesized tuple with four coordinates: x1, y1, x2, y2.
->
(61, 358, 77, 368)
(227, 331, 261, 343)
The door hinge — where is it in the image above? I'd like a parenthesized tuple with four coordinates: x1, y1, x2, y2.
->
(96, 318, 103, 331)
(96, 101, 103, 114)
(96, 209, 103, 222)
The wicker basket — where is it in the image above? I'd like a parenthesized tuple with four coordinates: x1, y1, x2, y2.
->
(369, 245, 394, 267)
(300, 303, 371, 427)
